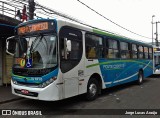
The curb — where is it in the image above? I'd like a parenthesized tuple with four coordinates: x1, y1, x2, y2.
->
(0, 98, 24, 105)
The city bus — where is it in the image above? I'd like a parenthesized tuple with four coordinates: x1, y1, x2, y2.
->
(153, 47, 160, 74)
(6, 18, 153, 101)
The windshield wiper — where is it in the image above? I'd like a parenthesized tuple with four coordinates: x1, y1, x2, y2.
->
(17, 36, 27, 53)
(30, 34, 42, 53)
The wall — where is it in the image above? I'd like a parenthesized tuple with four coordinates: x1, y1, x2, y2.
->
(0, 38, 2, 86)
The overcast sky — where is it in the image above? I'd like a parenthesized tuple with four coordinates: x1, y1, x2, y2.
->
(35, 0, 160, 43)
(8, 0, 160, 42)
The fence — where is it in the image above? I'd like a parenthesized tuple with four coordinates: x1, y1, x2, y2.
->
(0, 1, 23, 19)
(0, 0, 82, 24)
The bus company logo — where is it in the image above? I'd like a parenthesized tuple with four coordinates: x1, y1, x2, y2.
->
(2, 110, 42, 116)
(2, 110, 11, 115)
(20, 59, 26, 67)
(103, 64, 126, 70)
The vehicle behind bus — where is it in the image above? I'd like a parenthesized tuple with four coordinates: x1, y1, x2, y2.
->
(153, 47, 160, 74)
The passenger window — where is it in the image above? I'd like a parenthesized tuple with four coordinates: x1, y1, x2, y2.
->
(86, 34, 104, 59)
(120, 42, 130, 59)
(107, 39, 119, 58)
(149, 48, 153, 59)
(144, 47, 149, 59)
(132, 44, 138, 59)
(138, 46, 144, 59)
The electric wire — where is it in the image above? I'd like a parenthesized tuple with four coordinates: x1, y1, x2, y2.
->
(4, 0, 152, 42)
(76, 0, 152, 39)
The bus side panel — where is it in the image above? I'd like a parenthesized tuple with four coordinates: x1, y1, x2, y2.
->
(98, 59, 153, 88)
(143, 61, 153, 78)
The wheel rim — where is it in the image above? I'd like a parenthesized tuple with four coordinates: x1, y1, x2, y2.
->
(89, 83, 97, 97)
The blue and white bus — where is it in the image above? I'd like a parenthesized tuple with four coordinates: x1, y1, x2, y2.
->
(6, 18, 153, 101)
(153, 47, 160, 74)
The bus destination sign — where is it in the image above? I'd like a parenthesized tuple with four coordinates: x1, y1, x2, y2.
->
(18, 22, 49, 35)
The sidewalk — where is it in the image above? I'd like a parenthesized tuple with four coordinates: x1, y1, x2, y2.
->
(0, 85, 22, 104)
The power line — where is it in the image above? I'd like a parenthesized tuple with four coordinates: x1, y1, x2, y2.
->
(76, 0, 152, 39)
(5, 0, 151, 42)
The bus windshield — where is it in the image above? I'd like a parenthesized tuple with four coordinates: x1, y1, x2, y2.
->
(13, 34, 57, 69)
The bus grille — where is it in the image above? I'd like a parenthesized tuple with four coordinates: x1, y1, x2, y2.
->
(16, 81, 40, 88)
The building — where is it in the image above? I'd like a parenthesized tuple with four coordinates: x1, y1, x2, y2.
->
(0, 14, 21, 86)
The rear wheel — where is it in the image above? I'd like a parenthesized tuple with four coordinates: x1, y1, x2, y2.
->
(137, 70, 144, 85)
(86, 78, 99, 101)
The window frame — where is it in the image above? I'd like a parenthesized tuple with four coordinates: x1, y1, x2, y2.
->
(131, 43, 138, 59)
(144, 46, 149, 59)
(85, 32, 105, 59)
(149, 47, 153, 59)
(138, 45, 144, 59)
(120, 41, 131, 59)
(59, 26, 83, 73)
(106, 38, 120, 59)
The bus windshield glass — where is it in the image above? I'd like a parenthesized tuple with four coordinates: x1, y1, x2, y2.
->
(13, 34, 57, 69)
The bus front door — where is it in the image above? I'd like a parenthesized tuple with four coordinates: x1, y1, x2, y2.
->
(59, 27, 83, 98)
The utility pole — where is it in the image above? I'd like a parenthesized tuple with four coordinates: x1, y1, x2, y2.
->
(155, 22, 160, 46)
(155, 22, 158, 46)
(152, 15, 155, 45)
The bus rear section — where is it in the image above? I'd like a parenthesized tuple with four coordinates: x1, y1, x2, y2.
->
(85, 30, 153, 89)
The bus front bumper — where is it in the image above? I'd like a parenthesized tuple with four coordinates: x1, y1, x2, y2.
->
(11, 80, 60, 101)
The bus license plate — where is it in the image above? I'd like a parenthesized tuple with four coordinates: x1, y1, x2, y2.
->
(21, 89, 29, 94)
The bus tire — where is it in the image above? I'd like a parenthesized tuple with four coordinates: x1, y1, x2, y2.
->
(137, 70, 143, 85)
(86, 78, 99, 101)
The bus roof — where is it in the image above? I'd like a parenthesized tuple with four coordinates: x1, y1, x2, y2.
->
(93, 29, 152, 47)
(16, 18, 152, 47)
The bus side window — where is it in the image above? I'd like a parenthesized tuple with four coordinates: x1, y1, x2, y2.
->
(69, 40, 81, 60)
(107, 39, 119, 59)
(138, 46, 144, 59)
(149, 48, 153, 59)
(144, 47, 149, 59)
(131, 44, 138, 59)
(85, 33, 104, 59)
(59, 27, 83, 73)
(87, 47, 96, 58)
(120, 42, 130, 59)
(60, 38, 65, 59)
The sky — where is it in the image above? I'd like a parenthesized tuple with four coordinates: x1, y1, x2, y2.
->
(5, 0, 160, 43)
(35, 0, 160, 43)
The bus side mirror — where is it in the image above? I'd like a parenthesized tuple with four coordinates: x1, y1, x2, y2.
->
(6, 36, 16, 56)
(63, 38, 72, 59)
(66, 40, 71, 52)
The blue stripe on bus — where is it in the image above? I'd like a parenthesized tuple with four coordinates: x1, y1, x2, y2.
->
(12, 68, 59, 84)
(98, 59, 153, 87)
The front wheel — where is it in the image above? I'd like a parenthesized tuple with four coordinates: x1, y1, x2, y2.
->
(86, 78, 99, 101)
(137, 71, 144, 85)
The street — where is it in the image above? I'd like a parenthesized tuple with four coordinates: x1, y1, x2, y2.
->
(1, 75, 160, 117)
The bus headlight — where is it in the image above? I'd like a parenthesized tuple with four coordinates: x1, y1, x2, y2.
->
(12, 80, 17, 84)
(39, 77, 57, 88)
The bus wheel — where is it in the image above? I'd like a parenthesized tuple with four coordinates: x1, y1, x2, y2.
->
(86, 78, 99, 101)
(137, 71, 143, 85)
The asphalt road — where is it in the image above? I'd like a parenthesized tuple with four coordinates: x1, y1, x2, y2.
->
(1, 75, 160, 118)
